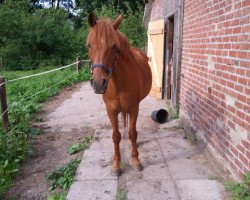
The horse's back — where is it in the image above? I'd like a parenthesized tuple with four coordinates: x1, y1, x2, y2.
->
(131, 47, 152, 101)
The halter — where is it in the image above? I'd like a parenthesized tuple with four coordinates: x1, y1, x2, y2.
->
(91, 50, 119, 77)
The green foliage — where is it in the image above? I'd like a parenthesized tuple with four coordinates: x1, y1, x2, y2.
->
(116, 189, 126, 200)
(95, 0, 147, 48)
(0, 3, 84, 70)
(47, 192, 67, 200)
(0, 67, 90, 197)
(76, 0, 144, 16)
(68, 135, 93, 155)
(46, 157, 81, 190)
(225, 171, 250, 200)
(0, 0, 146, 70)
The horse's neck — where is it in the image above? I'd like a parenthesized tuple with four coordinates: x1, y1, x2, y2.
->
(112, 57, 129, 81)
(108, 32, 134, 91)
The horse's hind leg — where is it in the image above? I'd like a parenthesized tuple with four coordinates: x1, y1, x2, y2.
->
(129, 105, 142, 172)
(106, 107, 122, 176)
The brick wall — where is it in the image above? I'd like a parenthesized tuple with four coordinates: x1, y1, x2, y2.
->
(180, 0, 250, 178)
(149, 0, 163, 21)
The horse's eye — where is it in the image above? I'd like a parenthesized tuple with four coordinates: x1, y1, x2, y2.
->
(112, 44, 117, 49)
(87, 44, 91, 48)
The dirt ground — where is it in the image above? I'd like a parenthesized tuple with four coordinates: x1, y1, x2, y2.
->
(4, 83, 94, 200)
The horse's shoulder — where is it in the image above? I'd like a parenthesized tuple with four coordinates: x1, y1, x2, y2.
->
(131, 47, 149, 62)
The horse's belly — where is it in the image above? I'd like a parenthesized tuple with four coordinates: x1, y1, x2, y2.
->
(103, 94, 139, 113)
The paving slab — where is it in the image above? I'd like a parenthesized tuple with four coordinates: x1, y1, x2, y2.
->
(124, 163, 172, 181)
(67, 180, 117, 200)
(45, 83, 228, 200)
(176, 179, 224, 200)
(126, 180, 179, 200)
(167, 158, 212, 180)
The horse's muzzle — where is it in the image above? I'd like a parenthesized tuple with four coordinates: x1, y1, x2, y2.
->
(90, 78, 108, 94)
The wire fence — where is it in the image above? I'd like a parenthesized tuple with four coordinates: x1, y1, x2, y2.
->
(7, 61, 79, 83)
(0, 73, 76, 119)
(0, 57, 91, 71)
(0, 59, 91, 128)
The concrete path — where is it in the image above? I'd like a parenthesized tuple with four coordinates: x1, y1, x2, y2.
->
(45, 83, 227, 200)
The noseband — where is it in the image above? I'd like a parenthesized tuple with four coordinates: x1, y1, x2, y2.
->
(91, 50, 119, 77)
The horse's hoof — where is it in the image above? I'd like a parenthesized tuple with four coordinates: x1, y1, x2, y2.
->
(110, 168, 122, 176)
(132, 164, 143, 172)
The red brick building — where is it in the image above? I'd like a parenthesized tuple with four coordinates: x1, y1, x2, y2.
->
(144, 0, 250, 179)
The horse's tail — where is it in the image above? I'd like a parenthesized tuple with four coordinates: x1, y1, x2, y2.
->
(122, 112, 128, 128)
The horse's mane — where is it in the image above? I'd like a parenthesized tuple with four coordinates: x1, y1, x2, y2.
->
(87, 19, 132, 60)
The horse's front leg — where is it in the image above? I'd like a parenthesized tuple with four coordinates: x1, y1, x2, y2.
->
(129, 104, 142, 171)
(106, 106, 121, 176)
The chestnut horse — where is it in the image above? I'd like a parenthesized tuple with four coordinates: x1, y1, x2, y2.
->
(87, 13, 152, 175)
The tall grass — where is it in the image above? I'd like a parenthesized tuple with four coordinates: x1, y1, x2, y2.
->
(0, 65, 91, 197)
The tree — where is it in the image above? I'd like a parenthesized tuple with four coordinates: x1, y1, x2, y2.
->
(0, 0, 83, 69)
(0, 0, 146, 70)
(75, 0, 144, 14)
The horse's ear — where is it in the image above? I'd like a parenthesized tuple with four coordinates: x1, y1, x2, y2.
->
(113, 14, 122, 30)
(88, 12, 97, 27)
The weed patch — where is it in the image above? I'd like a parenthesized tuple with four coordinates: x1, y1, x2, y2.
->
(46, 157, 81, 191)
(225, 171, 250, 200)
(116, 189, 126, 200)
(47, 192, 67, 200)
(68, 135, 93, 155)
(184, 129, 197, 144)
(208, 175, 223, 181)
(173, 121, 184, 130)
(168, 107, 179, 119)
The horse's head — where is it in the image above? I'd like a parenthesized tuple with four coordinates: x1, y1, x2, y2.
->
(87, 13, 122, 94)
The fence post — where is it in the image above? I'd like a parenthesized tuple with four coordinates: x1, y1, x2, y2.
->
(0, 57, 2, 71)
(76, 57, 81, 73)
(0, 77, 9, 129)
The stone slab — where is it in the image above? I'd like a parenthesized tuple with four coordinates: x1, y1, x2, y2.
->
(67, 180, 117, 200)
(77, 149, 113, 168)
(75, 164, 117, 181)
(126, 179, 179, 200)
(124, 163, 172, 181)
(167, 158, 212, 180)
(176, 179, 224, 200)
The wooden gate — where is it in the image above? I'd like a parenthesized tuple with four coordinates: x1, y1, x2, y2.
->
(147, 19, 165, 99)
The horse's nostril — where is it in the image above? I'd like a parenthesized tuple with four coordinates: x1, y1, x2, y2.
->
(101, 79, 107, 88)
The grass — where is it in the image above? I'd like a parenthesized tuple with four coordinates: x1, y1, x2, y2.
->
(0, 66, 91, 197)
(225, 171, 250, 200)
(116, 189, 126, 200)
